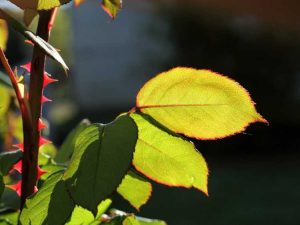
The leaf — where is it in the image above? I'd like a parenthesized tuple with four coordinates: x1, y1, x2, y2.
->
(20, 172, 74, 225)
(63, 115, 138, 215)
(117, 171, 152, 210)
(0, 9, 69, 72)
(136, 67, 267, 140)
(55, 119, 91, 163)
(131, 113, 208, 194)
(0, 150, 23, 176)
(123, 216, 140, 225)
(0, 19, 8, 51)
(0, 85, 11, 122)
(66, 206, 95, 225)
(0, 211, 19, 225)
(8, 0, 72, 10)
(96, 199, 112, 219)
(0, 71, 12, 88)
(102, 0, 122, 19)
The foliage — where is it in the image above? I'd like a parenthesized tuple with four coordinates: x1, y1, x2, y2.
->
(0, 0, 266, 224)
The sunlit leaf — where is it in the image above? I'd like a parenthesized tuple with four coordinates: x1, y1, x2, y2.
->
(131, 113, 208, 194)
(136, 67, 267, 140)
(8, 0, 72, 10)
(20, 172, 74, 225)
(66, 206, 95, 225)
(0, 150, 23, 176)
(96, 199, 112, 219)
(137, 217, 167, 225)
(0, 19, 8, 51)
(117, 171, 152, 210)
(123, 216, 140, 225)
(63, 115, 138, 215)
(55, 119, 91, 163)
(102, 0, 122, 19)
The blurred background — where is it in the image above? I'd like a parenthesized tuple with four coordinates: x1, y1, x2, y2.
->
(1, 0, 300, 224)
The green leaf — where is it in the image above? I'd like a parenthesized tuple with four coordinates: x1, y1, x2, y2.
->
(0, 9, 69, 72)
(102, 0, 122, 19)
(0, 176, 4, 199)
(0, 150, 23, 176)
(66, 206, 95, 225)
(63, 115, 138, 215)
(39, 143, 58, 166)
(0, 211, 19, 225)
(96, 199, 112, 219)
(117, 171, 152, 210)
(0, 71, 12, 89)
(131, 113, 208, 194)
(136, 67, 267, 140)
(123, 216, 140, 225)
(8, 0, 72, 10)
(55, 119, 91, 163)
(20, 172, 74, 225)
(40, 164, 66, 181)
(0, 19, 8, 51)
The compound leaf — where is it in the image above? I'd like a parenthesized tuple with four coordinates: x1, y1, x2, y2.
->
(136, 67, 267, 140)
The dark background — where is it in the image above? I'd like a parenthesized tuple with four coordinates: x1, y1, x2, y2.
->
(3, 0, 300, 224)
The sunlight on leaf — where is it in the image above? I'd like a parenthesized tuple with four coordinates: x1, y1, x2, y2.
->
(8, 0, 72, 10)
(117, 171, 152, 210)
(131, 113, 208, 194)
(136, 67, 267, 140)
(66, 206, 95, 225)
(102, 0, 122, 19)
(0, 19, 8, 51)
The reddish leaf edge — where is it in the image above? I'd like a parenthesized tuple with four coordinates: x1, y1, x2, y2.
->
(135, 67, 268, 141)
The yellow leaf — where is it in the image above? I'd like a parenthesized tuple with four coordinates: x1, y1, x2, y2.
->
(0, 19, 8, 51)
(136, 67, 267, 140)
(8, 0, 71, 10)
(131, 113, 208, 194)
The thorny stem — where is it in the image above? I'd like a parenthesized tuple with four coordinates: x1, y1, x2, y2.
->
(20, 9, 56, 209)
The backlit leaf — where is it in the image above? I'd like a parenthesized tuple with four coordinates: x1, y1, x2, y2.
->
(20, 172, 74, 225)
(63, 115, 138, 214)
(117, 171, 152, 210)
(66, 206, 95, 225)
(131, 113, 208, 194)
(0, 150, 23, 176)
(102, 0, 122, 19)
(96, 199, 112, 219)
(123, 216, 140, 225)
(0, 19, 8, 51)
(74, 0, 86, 6)
(0, 211, 19, 225)
(55, 119, 91, 163)
(136, 67, 267, 140)
(8, 0, 72, 10)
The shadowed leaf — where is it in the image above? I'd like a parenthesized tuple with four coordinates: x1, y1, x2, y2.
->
(0, 150, 23, 176)
(63, 115, 138, 215)
(8, 0, 72, 10)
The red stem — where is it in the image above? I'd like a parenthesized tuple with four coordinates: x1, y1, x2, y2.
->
(21, 9, 55, 208)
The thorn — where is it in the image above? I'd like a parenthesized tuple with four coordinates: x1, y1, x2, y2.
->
(24, 40, 34, 46)
(13, 143, 24, 151)
(43, 73, 58, 88)
(7, 181, 22, 196)
(21, 62, 31, 73)
(41, 95, 52, 104)
(37, 167, 47, 180)
(38, 118, 47, 131)
(39, 137, 51, 147)
(34, 186, 38, 193)
(12, 160, 22, 173)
